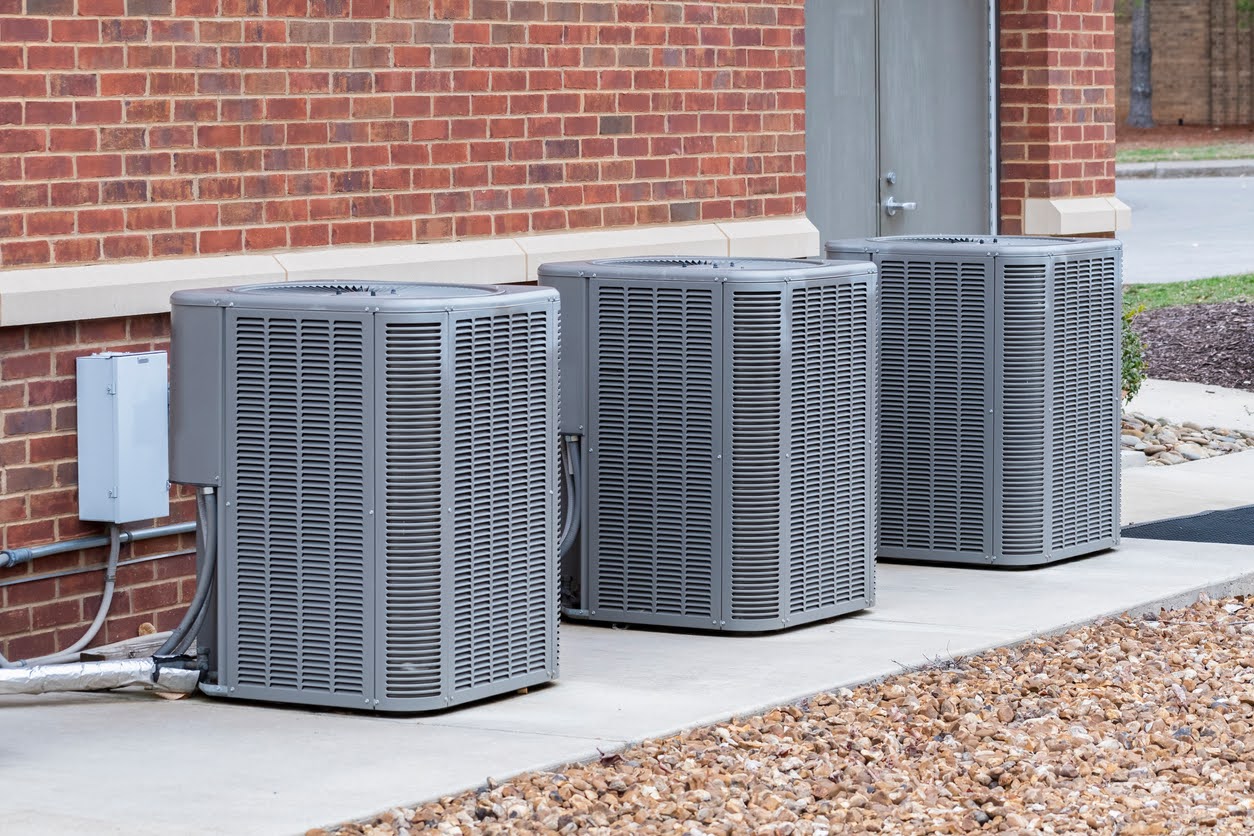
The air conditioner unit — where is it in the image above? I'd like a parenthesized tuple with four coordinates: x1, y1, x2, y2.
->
(169, 281, 560, 711)
(825, 236, 1122, 567)
(540, 257, 877, 632)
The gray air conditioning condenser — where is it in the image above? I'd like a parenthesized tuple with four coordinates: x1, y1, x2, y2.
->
(541, 257, 878, 632)
(826, 236, 1122, 567)
(169, 281, 559, 712)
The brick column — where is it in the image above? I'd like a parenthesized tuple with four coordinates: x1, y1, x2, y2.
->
(999, 0, 1127, 236)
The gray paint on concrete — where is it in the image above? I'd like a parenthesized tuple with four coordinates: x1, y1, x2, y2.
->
(1117, 176, 1254, 283)
(4, 454, 1254, 835)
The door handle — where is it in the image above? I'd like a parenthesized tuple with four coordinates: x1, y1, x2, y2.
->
(884, 197, 918, 217)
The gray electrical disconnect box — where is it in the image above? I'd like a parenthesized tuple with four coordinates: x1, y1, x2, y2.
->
(76, 351, 170, 524)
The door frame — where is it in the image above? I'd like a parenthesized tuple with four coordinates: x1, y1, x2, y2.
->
(803, 0, 1000, 237)
(985, 0, 999, 233)
(874, 0, 998, 235)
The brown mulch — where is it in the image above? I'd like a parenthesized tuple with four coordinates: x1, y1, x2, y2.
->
(1133, 302, 1254, 391)
(1118, 124, 1254, 151)
(323, 597, 1254, 835)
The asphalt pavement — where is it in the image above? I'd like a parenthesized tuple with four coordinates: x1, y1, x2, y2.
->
(1117, 175, 1254, 283)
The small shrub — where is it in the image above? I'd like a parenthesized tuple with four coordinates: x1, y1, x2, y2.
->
(1122, 305, 1148, 403)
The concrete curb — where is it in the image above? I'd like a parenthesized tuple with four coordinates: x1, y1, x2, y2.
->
(1117, 159, 1254, 179)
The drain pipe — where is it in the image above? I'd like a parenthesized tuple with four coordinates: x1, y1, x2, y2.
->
(0, 521, 197, 570)
(0, 659, 200, 696)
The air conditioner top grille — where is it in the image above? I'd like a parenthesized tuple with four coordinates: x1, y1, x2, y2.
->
(874, 235, 1063, 246)
(538, 257, 875, 285)
(827, 235, 1121, 260)
(236, 282, 501, 298)
(171, 282, 556, 313)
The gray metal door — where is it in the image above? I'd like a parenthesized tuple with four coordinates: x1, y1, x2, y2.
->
(806, 0, 993, 241)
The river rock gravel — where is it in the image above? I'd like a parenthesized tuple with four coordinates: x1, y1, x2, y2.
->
(1122, 411, 1254, 466)
(319, 595, 1254, 835)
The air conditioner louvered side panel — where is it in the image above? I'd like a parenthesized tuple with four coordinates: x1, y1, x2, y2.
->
(590, 283, 718, 623)
(727, 289, 785, 622)
(877, 259, 990, 557)
(379, 321, 445, 701)
(450, 310, 554, 693)
(226, 312, 370, 705)
(999, 263, 1050, 557)
(789, 282, 873, 614)
(1050, 256, 1120, 551)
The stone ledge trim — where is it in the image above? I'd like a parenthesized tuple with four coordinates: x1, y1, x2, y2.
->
(1022, 196, 1132, 236)
(0, 217, 820, 328)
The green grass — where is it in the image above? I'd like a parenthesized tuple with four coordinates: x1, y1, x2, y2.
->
(1123, 274, 1254, 312)
(1116, 143, 1254, 163)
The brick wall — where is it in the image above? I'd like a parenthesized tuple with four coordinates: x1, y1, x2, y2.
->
(0, 314, 196, 661)
(0, 0, 806, 270)
(1114, 0, 1254, 127)
(998, 0, 1118, 235)
(0, 0, 805, 659)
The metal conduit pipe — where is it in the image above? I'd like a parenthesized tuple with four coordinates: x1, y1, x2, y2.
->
(557, 435, 583, 559)
(0, 521, 197, 570)
(1, 525, 122, 669)
(157, 489, 217, 658)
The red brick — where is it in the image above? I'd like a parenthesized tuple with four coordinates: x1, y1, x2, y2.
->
(31, 598, 82, 630)
(198, 229, 242, 254)
(129, 580, 180, 611)
(102, 234, 151, 260)
(3, 631, 57, 661)
(0, 606, 32, 636)
(4, 577, 58, 608)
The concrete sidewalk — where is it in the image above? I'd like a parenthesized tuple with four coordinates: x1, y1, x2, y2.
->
(1117, 158, 1254, 179)
(1126, 379, 1254, 435)
(5, 452, 1254, 836)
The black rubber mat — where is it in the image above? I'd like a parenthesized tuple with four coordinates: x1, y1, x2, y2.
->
(1122, 504, 1254, 546)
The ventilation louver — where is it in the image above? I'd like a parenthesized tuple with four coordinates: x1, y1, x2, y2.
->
(826, 236, 1121, 566)
(541, 257, 877, 631)
(169, 281, 559, 711)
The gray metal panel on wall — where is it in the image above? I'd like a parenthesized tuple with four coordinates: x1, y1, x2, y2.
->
(805, 0, 878, 241)
(878, 0, 991, 236)
(222, 307, 376, 711)
(587, 277, 723, 629)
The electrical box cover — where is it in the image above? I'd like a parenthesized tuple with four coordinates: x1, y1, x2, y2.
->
(76, 351, 170, 523)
